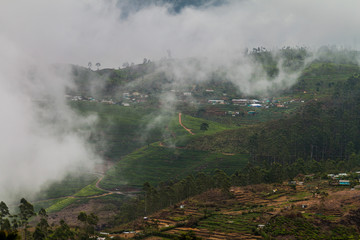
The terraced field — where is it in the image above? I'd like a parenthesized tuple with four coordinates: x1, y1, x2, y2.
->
(114, 180, 360, 239)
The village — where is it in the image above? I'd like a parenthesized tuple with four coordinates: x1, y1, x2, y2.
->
(65, 88, 306, 119)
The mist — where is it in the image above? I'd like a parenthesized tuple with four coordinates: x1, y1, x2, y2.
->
(2, 0, 360, 67)
(0, 37, 100, 202)
(1, 0, 360, 201)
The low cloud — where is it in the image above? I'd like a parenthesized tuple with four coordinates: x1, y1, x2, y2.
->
(0, 38, 100, 202)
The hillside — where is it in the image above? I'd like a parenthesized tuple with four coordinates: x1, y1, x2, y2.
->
(110, 179, 360, 239)
(187, 71, 360, 166)
(30, 49, 360, 239)
(99, 113, 245, 190)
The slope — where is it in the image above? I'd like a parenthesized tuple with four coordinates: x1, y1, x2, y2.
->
(99, 113, 246, 190)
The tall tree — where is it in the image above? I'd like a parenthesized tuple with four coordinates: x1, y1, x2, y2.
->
(19, 198, 35, 240)
(33, 208, 49, 240)
(49, 220, 74, 240)
(77, 212, 98, 238)
(0, 201, 9, 229)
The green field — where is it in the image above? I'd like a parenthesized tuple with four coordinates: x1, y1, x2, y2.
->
(38, 173, 98, 199)
(99, 113, 246, 189)
(46, 197, 77, 213)
(100, 145, 249, 190)
(198, 212, 260, 234)
(73, 180, 106, 197)
(70, 101, 163, 160)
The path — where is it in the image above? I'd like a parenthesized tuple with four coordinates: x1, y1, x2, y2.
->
(93, 172, 140, 196)
(34, 114, 193, 206)
(29, 172, 137, 207)
(179, 112, 195, 135)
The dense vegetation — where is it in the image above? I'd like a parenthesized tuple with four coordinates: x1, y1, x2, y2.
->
(188, 72, 360, 167)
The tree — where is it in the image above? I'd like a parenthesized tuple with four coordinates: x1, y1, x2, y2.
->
(33, 227, 46, 240)
(0, 230, 19, 240)
(49, 220, 74, 240)
(19, 198, 35, 240)
(77, 212, 98, 237)
(143, 182, 151, 214)
(88, 61, 92, 70)
(95, 62, 101, 70)
(1, 219, 11, 232)
(33, 208, 49, 240)
(214, 169, 231, 195)
(38, 208, 47, 219)
(200, 122, 209, 131)
(0, 201, 9, 229)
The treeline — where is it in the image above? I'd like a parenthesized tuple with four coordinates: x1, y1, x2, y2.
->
(249, 72, 360, 163)
(112, 169, 231, 226)
(70, 61, 156, 98)
(232, 156, 360, 186)
(0, 198, 98, 240)
(249, 46, 309, 77)
(189, 73, 360, 165)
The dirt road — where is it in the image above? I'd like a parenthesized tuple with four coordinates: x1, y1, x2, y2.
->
(179, 113, 195, 135)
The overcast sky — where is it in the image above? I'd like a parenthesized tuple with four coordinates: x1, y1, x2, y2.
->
(1, 0, 359, 68)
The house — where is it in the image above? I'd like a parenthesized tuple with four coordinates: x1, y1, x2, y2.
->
(101, 99, 115, 104)
(329, 179, 351, 186)
(249, 103, 262, 107)
(339, 180, 350, 186)
(208, 100, 225, 104)
(232, 99, 249, 105)
(250, 99, 261, 104)
(183, 92, 192, 96)
(288, 180, 297, 185)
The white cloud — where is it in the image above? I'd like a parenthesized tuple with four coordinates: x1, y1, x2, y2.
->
(1, 0, 359, 67)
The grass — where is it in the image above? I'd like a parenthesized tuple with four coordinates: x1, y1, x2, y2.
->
(198, 212, 260, 234)
(46, 197, 76, 213)
(177, 114, 233, 136)
(70, 102, 163, 160)
(291, 191, 312, 200)
(33, 199, 63, 212)
(294, 62, 359, 97)
(73, 180, 106, 197)
(37, 173, 98, 199)
(100, 145, 249, 189)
